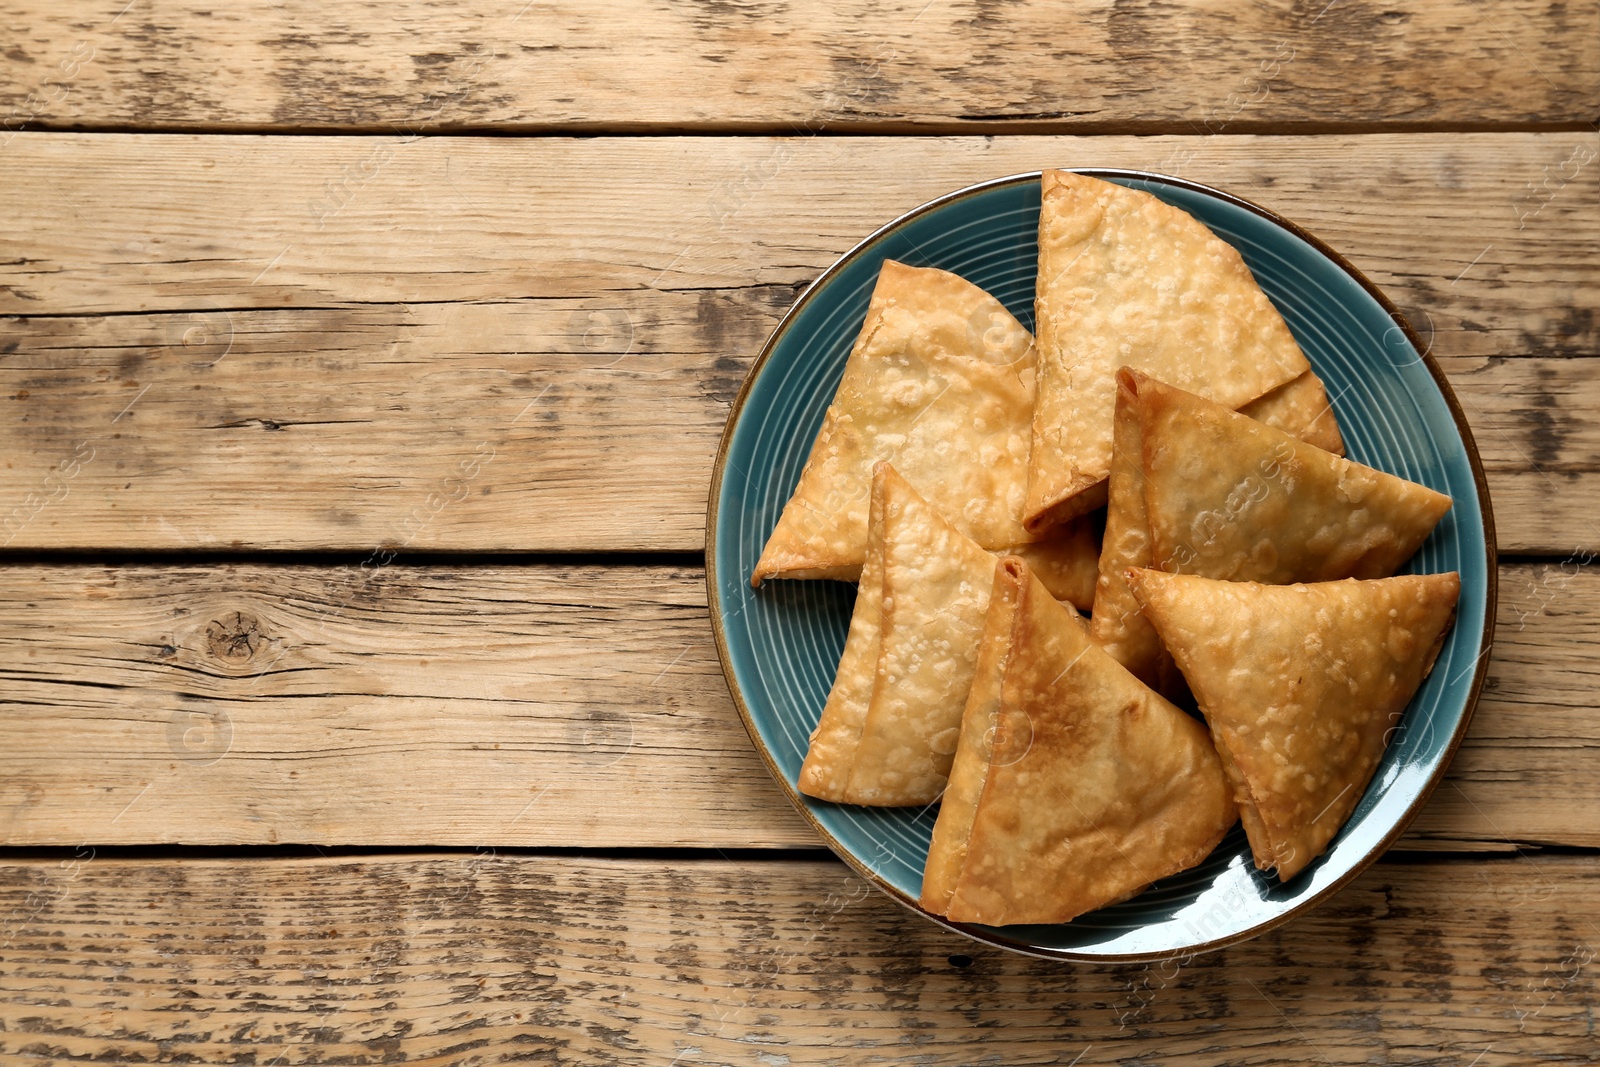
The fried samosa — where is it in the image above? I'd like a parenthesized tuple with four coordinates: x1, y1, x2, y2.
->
(1127, 569, 1461, 880)
(798, 463, 1000, 806)
(753, 260, 1038, 586)
(1136, 374, 1452, 583)
(1025, 170, 1310, 532)
(921, 558, 1237, 925)
(1090, 367, 1359, 690)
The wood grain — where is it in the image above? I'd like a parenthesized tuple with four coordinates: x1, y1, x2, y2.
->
(0, 561, 1592, 850)
(0, 852, 1594, 1065)
(2, 132, 1596, 553)
(1, 0, 1594, 134)
(0, 4, 1591, 1054)
(6, 314, 1597, 556)
(1436, 355, 1600, 557)
(4, 132, 1591, 330)
(0, 562, 809, 849)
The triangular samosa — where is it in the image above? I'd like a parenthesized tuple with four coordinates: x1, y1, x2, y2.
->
(1025, 170, 1310, 531)
(1127, 568, 1461, 880)
(1137, 374, 1452, 583)
(798, 463, 1000, 806)
(1090, 368, 1351, 690)
(795, 464, 892, 802)
(753, 260, 1037, 586)
(920, 558, 1237, 926)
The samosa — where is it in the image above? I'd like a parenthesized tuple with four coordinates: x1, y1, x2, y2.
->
(1135, 373, 1452, 584)
(754, 260, 1039, 585)
(1090, 367, 1364, 690)
(798, 463, 1001, 806)
(1127, 568, 1461, 880)
(921, 558, 1237, 925)
(1026, 170, 1310, 531)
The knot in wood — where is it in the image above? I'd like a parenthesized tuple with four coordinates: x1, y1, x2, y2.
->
(206, 611, 265, 661)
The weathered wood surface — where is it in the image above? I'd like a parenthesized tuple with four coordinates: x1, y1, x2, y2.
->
(0, 323, 1593, 555)
(1, 1, 1594, 1057)
(1, 0, 1595, 135)
(4, 133, 1590, 333)
(0, 560, 1590, 850)
(0, 562, 804, 848)
(0, 852, 1594, 1065)
(3, 132, 1596, 553)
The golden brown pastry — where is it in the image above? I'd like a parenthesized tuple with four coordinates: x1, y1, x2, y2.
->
(1025, 170, 1310, 532)
(1086, 370, 1187, 698)
(999, 513, 1101, 610)
(1127, 568, 1461, 880)
(795, 464, 892, 802)
(798, 463, 1000, 806)
(1090, 368, 1357, 691)
(1239, 369, 1346, 456)
(753, 260, 1038, 586)
(918, 557, 1023, 917)
(1136, 373, 1452, 583)
(921, 558, 1237, 925)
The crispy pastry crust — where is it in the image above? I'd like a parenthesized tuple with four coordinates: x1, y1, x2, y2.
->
(798, 464, 1001, 806)
(923, 558, 1237, 926)
(1128, 569, 1461, 880)
(753, 260, 1038, 586)
(1026, 170, 1310, 532)
(1136, 374, 1452, 584)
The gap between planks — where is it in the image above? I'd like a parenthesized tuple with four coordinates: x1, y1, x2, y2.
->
(8, 119, 1600, 139)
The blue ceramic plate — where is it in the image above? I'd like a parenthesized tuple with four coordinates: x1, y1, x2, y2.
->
(706, 171, 1496, 963)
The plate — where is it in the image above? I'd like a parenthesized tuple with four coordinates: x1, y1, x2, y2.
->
(705, 170, 1497, 962)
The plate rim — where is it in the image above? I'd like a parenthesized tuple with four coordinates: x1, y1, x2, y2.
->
(704, 168, 1500, 964)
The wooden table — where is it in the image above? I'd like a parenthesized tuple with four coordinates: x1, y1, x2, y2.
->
(1, 2, 1596, 1062)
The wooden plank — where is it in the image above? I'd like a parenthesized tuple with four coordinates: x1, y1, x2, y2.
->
(0, 298, 746, 554)
(1, 311, 1594, 556)
(0, 562, 810, 849)
(0, 561, 1592, 850)
(3, 132, 1592, 331)
(1, 0, 1594, 134)
(0, 852, 1594, 1064)
(2, 132, 1596, 553)
(1436, 356, 1600, 557)
(1412, 557, 1600, 848)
